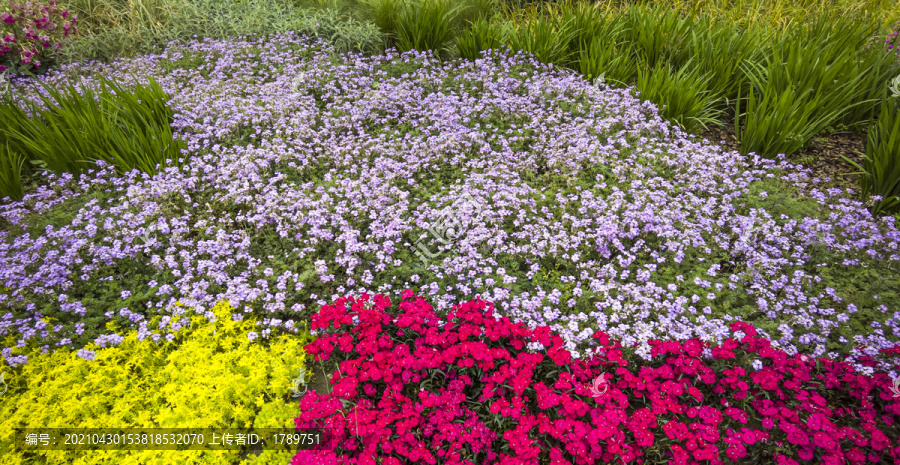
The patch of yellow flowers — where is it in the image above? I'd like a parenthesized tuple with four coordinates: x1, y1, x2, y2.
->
(0, 300, 313, 465)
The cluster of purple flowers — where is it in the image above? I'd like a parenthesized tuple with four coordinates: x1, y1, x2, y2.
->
(0, 32, 896, 373)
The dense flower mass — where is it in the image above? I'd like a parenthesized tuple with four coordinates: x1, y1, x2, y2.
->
(294, 292, 900, 464)
(0, 32, 897, 373)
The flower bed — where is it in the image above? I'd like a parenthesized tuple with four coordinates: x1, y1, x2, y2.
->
(295, 292, 900, 465)
(0, 34, 897, 377)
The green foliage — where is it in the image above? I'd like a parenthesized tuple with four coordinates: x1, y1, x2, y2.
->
(844, 97, 900, 216)
(506, 10, 575, 65)
(360, 0, 404, 42)
(621, 3, 695, 68)
(455, 0, 498, 25)
(578, 35, 637, 87)
(683, 17, 771, 105)
(0, 300, 313, 465)
(0, 142, 26, 201)
(395, 0, 462, 54)
(0, 73, 184, 176)
(57, 0, 383, 64)
(455, 17, 513, 60)
(290, 8, 386, 55)
(735, 12, 885, 157)
(633, 58, 725, 133)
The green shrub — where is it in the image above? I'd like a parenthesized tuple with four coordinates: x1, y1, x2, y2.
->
(0, 73, 184, 176)
(633, 57, 725, 133)
(0, 300, 313, 465)
(0, 142, 26, 201)
(56, 0, 383, 63)
(360, 0, 404, 44)
(455, 17, 513, 60)
(578, 35, 638, 87)
(395, 0, 462, 54)
(290, 8, 386, 55)
(455, 0, 498, 25)
(844, 97, 900, 216)
(683, 17, 771, 106)
(506, 10, 575, 65)
(621, 3, 695, 68)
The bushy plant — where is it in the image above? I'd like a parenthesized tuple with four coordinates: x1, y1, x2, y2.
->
(361, 0, 404, 44)
(0, 73, 184, 176)
(683, 17, 770, 106)
(290, 8, 385, 55)
(633, 58, 725, 133)
(55, 0, 370, 64)
(394, 0, 461, 54)
(506, 10, 575, 65)
(0, 300, 313, 464)
(0, 0, 77, 74)
(621, 3, 694, 68)
(455, 17, 512, 60)
(577, 34, 637, 88)
(0, 140, 24, 200)
(294, 292, 900, 464)
(844, 97, 900, 216)
(736, 13, 887, 157)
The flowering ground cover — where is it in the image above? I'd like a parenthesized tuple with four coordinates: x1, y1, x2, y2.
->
(0, 30, 898, 381)
(293, 291, 900, 464)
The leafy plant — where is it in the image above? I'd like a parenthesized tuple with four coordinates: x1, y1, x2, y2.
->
(0, 73, 184, 176)
(0, 0, 78, 74)
(290, 8, 385, 55)
(634, 57, 725, 133)
(506, 10, 575, 65)
(0, 141, 25, 201)
(361, 0, 404, 44)
(684, 17, 771, 105)
(455, 17, 512, 60)
(621, 2, 695, 68)
(844, 97, 900, 216)
(735, 14, 884, 158)
(395, 0, 462, 54)
(578, 35, 637, 87)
